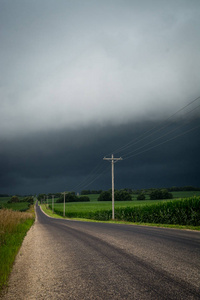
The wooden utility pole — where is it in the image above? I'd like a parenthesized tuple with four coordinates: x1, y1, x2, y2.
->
(103, 154, 123, 220)
(52, 195, 54, 213)
(62, 192, 66, 217)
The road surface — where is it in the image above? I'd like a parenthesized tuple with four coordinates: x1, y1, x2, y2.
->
(1, 203, 200, 299)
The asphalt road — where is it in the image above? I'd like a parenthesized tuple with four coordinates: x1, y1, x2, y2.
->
(2, 203, 200, 300)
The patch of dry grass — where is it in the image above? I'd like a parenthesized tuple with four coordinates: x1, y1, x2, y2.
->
(0, 209, 33, 243)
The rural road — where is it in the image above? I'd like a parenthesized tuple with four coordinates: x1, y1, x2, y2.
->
(1, 203, 200, 300)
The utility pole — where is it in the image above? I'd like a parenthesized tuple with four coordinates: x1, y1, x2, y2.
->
(62, 192, 66, 217)
(103, 154, 123, 220)
(52, 195, 54, 213)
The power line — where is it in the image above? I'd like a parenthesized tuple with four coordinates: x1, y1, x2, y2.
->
(122, 104, 200, 159)
(106, 95, 200, 157)
(123, 123, 200, 160)
(70, 162, 110, 192)
(66, 95, 200, 193)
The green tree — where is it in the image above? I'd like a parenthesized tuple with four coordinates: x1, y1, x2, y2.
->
(79, 196, 90, 202)
(137, 193, 146, 200)
(98, 191, 112, 201)
(161, 189, 173, 199)
(150, 189, 173, 200)
(81, 190, 91, 195)
(56, 193, 78, 203)
(9, 195, 20, 203)
(24, 196, 34, 204)
(114, 190, 132, 201)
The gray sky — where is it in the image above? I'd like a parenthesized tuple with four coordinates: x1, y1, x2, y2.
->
(0, 0, 200, 194)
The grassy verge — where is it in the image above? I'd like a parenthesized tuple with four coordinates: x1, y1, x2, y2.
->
(0, 206, 35, 292)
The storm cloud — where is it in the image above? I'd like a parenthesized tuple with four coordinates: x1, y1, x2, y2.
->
(0, 0, 200, 194)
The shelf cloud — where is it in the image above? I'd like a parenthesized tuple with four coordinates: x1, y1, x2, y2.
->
(0, 0, 200, 194)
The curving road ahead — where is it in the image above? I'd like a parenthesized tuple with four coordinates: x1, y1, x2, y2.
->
(2, 203, 200, 300)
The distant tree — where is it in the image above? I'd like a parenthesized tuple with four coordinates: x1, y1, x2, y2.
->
(57, 193, 90, 203)
(114, 190, 132, 201)
(81, 190, 91, 195)
(91, 190, 102, 194)
(38, 194, 46, 201)
(150, 189, 173, 200)
(150, 189, 162, 200)
(161, 189, 173, 199)
(78, 196, 90, 202)
(9, 195, 20, 203)
(137, 193, 146, 200)
(56, 193, 78, 203)
(24, 196, 34, 204)
(98, 191, 112, 201)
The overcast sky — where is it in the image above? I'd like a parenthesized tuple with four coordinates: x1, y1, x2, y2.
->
(0, 0, 200, 195)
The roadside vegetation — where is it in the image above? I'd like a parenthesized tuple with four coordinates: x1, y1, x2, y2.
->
(43, 189, 200, 228)
(0, 196, 35, 292)
(0, 195, 34, 211)
(91, 197, 200, 225)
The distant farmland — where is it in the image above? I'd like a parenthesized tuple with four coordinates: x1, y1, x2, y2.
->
(44, 191, 200, 227)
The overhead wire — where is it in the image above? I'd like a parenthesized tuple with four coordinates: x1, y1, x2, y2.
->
(68, 95, 200, 192)
(105, 95, 200, 157)
(69, 160, 110, 192)
(75, 165, 111, 191)
(122, 103, 200, 159)
(123, 122, 200, 160)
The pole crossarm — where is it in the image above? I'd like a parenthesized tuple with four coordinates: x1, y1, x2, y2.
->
(103, 156, 123, 162)
(103, 154, 123, 220)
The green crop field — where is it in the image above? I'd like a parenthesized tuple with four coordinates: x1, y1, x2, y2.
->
(0, 197, 11, 205)
(48, 197, 192, 219)
(171, 191, 200, 198)
(52, 199, 173, 215)
(48, 191, 200, 219)
(0, 197, 32, 211)
(3, 202, 31, 211)
(46, 192, 200, 227)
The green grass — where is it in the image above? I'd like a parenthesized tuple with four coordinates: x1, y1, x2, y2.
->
(47, 196, 200, 226)
(171, 191, 200, 198)
(0, 219, 34, 290)
(0, 207, 35, 292)
(0, 197, 32, 211)
(49, 199, 173, 217)
(2, 202, 31, 211)
(0, 197, 10, 205)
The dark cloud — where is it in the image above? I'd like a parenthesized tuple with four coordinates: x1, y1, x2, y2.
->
(0, 117, 199, 194)
(0, 1, 200, 194)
